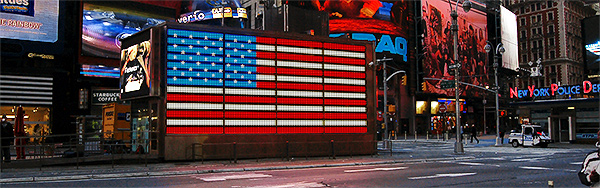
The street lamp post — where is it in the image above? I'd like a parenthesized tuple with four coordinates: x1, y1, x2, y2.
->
(372, 58, 404, 149)
(450, 0, 471, 154)
(485, 41, 505, 147)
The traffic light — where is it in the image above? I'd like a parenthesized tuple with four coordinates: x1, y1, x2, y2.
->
(500, 110, 506, 117)
(401, 75, 407, 86)
(421, 82, 428, 91)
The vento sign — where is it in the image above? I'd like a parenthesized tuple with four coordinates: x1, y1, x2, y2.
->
(510, 81, 600, 99)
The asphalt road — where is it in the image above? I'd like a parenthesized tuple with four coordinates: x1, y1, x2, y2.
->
(2, 141, 592, 187)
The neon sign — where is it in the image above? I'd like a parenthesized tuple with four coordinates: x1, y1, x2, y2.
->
(586, 41, 600, 56)
(510, 81, 600, 98)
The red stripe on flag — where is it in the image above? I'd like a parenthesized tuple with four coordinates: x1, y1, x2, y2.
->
(257, 37, 276, 45)
(278, 127, 324, 134)
(278, 53, 322, 62)
(277, 112, 324, 119)
(166, 126, 223, 134)
(324, 127, 366, 133)
(277, 83, 323, 91)
(225, 127, 276, 134)
(256, 51, 276, 59)
(324, 113, 367, 119)
(225, 111, 276, 119)
(324, 70, 365, 79)
(324, 85, 365, 92)
(324, 43, 365, 52)
(167, 111, 223, 118)
(256, 81, 277, 89)
(277, 39, 323, 49)
(324, 99, 366, 106)
(167, 94, 223, 102)
(324, 56, 364, 65)
(257, 67, 276, 74)
(225, 96, 276, 103)
(278, 68, 323, 77)
(277, 98, 323, 105)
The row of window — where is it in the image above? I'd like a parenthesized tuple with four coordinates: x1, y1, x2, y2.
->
(519, 12, 554, 26)
(516, 1, 554, 14)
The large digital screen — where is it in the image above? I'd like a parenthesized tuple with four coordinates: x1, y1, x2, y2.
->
(81, 2, 173, 59)
(177, 0, 247, 24)
(291, 0, 412, 62)
(421, 0, 488, 96)
(165, 28, 368, 134)
(583, 15, 599, 75)
(0, 0, 58, 42)
(501, 6, 519, 71)
(120, 37, 152, 100)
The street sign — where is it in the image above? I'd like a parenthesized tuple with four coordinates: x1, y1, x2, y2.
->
(439, 103, 447, 113)
(440, 80, 455, 89)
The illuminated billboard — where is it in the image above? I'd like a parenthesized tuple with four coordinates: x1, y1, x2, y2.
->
(119, 30, 152, 100)
(291, 0, 412, 62)
(501, 6, 519, 71)
(81, 2, 173, 59)
(165, 28, 369, 134)
(421, 0, 488, 96)
(583, 15, 599, 75)
(177, 0, 247, 24)
(0, 0, 58, 42)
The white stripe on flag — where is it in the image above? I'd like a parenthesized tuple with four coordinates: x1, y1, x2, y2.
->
(324, 78, 365, 85)
(324, 106, 366, 113)
(277, 60, 322, 70)
(277, 46, 322, 55)
(324, 50, 365, 58)
(225, 120, 276, 126)
(325, 120, 367, 126)
(225, 104, 276, 111)
(278, 120, 323, 126)
(277, 75, 322, 83)
(167, 103, 223, 110)
(167, 86, 223, 94)
(324, 92, 366, 99)
(277, 90, 323, 98)
(167, 119, 224, 126)
(324, 64, 365, 72)
(256, 74, 276, 81)
(256, 59, 276, 66)
(277, 105, 323, 112)
(256, 44, 275, 51)
(225, 88, 276, 96)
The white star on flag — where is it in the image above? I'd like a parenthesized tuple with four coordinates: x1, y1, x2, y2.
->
(189, 67, 193, 71)
(173, 44, 178, 48)
(240, 64, 244, 68)
(189, 77, 193, 81)
(181, 50, 185, 54)
(173, 34, 177, 38)
(234, 38, 237, 42)
(181, 61, 185, 64)
(219, 47, 223, 51)
(204, 68, 208, 72)
(173, 67, 177, 70)
(247, 49, 252, 53)
(181, 72, 184, 76)
(241, 55, 245, 58)
(204, 36, 208, 40)
(247, 40, 251, 44)
(189, 35, 193, 39)
(173, 76, 177, 81)
(234, 48, 238, 52)
(196, 61, 201, 65)
(241, 44, 245, 48)
(204, 78, 208, 82)
(219, 37, 223, 41)
(204, 46, 209, 50)
(189, 45, 193, 49)
(248, 71, 251, 74)
(196, 52, 201, 55)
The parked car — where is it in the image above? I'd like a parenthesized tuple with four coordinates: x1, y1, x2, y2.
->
(508, 124, 552, 148)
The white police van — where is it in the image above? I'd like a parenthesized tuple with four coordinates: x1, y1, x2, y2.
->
(508, 124, 552, 148)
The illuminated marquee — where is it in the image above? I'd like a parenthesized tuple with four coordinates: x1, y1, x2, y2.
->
(510, 81, 600, 98)
(586, 41, 600, 56)
(165, 29, 368, 134)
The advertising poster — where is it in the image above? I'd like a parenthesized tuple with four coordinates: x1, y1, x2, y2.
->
(421, 0, 487, 96)
(0, 0, 58, 42)
(120, 40, 151, 99)
(583, 16, 599, 75)
(501, 6, 519, 71)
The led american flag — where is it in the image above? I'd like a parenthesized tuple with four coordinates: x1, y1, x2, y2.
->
(165, 28, 367, 134)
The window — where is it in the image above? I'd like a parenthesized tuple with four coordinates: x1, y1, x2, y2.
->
(536, 3, 541, 10)
(547, 1, 553, 8)
(533, 41, 538, 49)
(521, 30, 527, 38)
(537, 28, 542, 35)
(548, 12, 554, 20)
(520, 18, 526, 26)
(548, 25, 554, 34)
(549, 38, 554, 46)
(520, 7, 525, 13)
(537, 15, 542, 22)
(531, 4, 535, 12)
(523, 55, 528, 62)
(532, 28, 537, 35)
(550, 51, 555, 59)
(531, 15, 536, 23)
(521, 42, 527, 49)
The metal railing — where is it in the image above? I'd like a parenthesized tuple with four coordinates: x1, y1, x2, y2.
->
(0, 130, 159, 172)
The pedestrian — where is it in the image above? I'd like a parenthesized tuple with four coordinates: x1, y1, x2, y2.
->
(499, 129, 505, 144)
(579, 130, 600, 187)
(1, 114, 14, 163)
(470, 124, 479, 144)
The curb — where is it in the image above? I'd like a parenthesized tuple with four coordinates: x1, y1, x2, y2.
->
(0, 156, 476, 183)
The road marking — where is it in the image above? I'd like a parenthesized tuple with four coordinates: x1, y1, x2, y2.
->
(199, 173, 272, 182)
(246, 181, 326, 188)
(571, 162, 583, 165)
(520, 166, 552, 170)
(344, 167, 408, 173)
(457, 162, 501, 167)
(408, 172, 477, 180)
(511, 157, 546, 162)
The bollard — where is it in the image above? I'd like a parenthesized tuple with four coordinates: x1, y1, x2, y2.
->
(201, 144, 204, 164)
(404, 131, 407, 140)
(414, 131, 417, 141)
(427, 131, 429, 140)
(330, 140, 336, 159)
(548, 181, 554, 188)
(389, 140, 393, 156)
(437, 133, 440, 140)
(286, 141, 290, 161)
(233, 142, 237, 164)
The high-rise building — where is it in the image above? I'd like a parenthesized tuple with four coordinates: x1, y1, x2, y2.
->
(504, 0, 596, 90)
